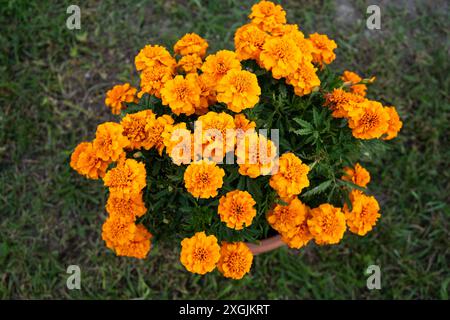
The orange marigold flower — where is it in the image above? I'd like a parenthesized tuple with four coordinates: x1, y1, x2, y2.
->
(269, 152, 310, 200)
(200, 50, 241, 87)
(135, 44, 176, 72)
(309, 33, 337, 66)
(383, 106, 402, 140)
(138, 64, 174, 98)
(278, 24, 314, 62)
(174, 33, 208, 58)
(177, 54, 203, 74)
(341, 70, 367, 97)
(324, 88, 365, 118)
(102, 215, 137, 249)
(267, 198, 308, 234)
(218, 190, 257, 230)
(114, 224, 152, 259)
(180, 231, 220, 275)
(105, 83, 137, 115)
(307, 203, 346, 245)
(286, 61, 320, 96)
(120, 110, 155, 150)
(183, 160, 225, 198)
(187, 73, 216, 115)
(162, 122, 194, 165)
(234, 23, 268, 61)
(145, 114, 175, 155)
(106, 193, 147, 220)
(160, 75, 201, 116)
(342, 163, 371, 188)
(344, 190, 381, 236)
(280, 218, 313, 249)
(249, 0, 287, 33)
(260, 36, 301, 79)
(103, 159, 146, 199)
(234, 114, 256, 132)
(216, 69, 261, 113)
(348, 100, 390, 139)
(217, 242, 253, 280)
(70, 142, 109, 179)
(93, 122, 129, 162)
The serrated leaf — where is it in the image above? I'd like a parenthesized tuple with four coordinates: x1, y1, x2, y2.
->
(300, 180, 332, 198)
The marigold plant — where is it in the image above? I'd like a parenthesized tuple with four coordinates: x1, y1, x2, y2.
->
(70, 1, 402, 280)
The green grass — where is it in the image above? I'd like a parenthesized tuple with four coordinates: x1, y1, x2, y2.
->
(1, 0, 449, 299)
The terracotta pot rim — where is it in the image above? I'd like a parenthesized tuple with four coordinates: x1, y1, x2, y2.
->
(245, 235, 285, 255)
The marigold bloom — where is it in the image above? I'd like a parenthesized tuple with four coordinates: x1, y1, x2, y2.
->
(183, 160, 225, 198)
(103, 159, 146, 199)
(216, 69, 261, 113)
(174, 33, 208, 58)
(218, 190, 257, 230)
(187, 73, 216, 115)
(201, 50, 241, 87)
(234, 23, 268, 61)
(145, 114, 175, 155)
(307, 203, 346, 245)
(160, 75, 201, 116)
(177, 54, 203, 74)
(324, 88, 365, 118)
(114, 224, 152, 259)
(309, 33, 337, 66)
(120, 110, 155, 150)
(106, 193, 147, 220)
(279, 25, 314, 62)
(341, 71, 367, 97)
(70, 142, 109, 179)
(180, 231, 220, 275)
(260, 36, 301, 79)
(280, 218, 313, 249)
(383, 106, 402, 140)
(105, 83, 137, 115)
(138, 64, 174, 98)
(269, 152, 310, 200)
(102, 215, 137, 249)
(217, 242, 253, 280)
(162, 122, 194, 165)
(348, 100, 390, 139)
(234, 114, 256, 132)
(93, 122, 129, 162)
(344, 190, 381, 236)
(286, 61, 320, 96)
(249, 0, 287, 33)
(267, 198, 308, 234)
(135, 44, 176, 72)
(342, 163, 371, 188)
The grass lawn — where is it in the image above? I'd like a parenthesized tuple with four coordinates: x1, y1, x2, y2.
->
(1, 0, 449, 299)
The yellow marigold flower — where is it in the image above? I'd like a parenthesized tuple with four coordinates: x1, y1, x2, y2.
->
(138, 64, 174, 98)
(307, 203, 346, 245)
(277, 24, 314, 62)
(217, 242, 253, 280)
(234, 114, 256, 132)
(343, 190, 381, 236)
(177, 54, 203, 74)
(280, 218, 313, 249)
(145, 114, 175, 155)
(162, 122, 194, 165)
(260, 36, 301, 79)
(234, 23, 268, 61)
(105, 83, 137, 115)
(249, 0, 287, 33)
(197, 111, 236, 160)
(324, 88, 365, 118)
(216, 69, 261, 113)
(309, 33, 337, 66)
(106, 193, 147, 220)
(102, 215, 137, 249)
(200, 50, 241, 87)
(93, 122, 129, 162)
(135, 44, 176, 72)
(383, 106, 402, 140)
(160, 75, 201, 116)
(103, 159, 146, 199)
(348, 100, 390, 139)
(218, 190, 257, 230)
(286, 61, 320, 96)
(120, 110, 155, 150)
(183, 160, 225, 198)
(70, 142, 109, 179)
(114, 224, 152, 259)
(180, 231, 220, 275)
(267, 198, 308, 234)
(236, 132, 277, 178)
(187, 73, 216, 115)
(341, 71, 367, 97)
(269, 152, 310, 200)
(342, 163, 371, 188)
(174, 33, 208, 58)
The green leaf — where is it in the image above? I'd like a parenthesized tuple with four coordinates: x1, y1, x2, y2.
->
(300, 180, 332, 198)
